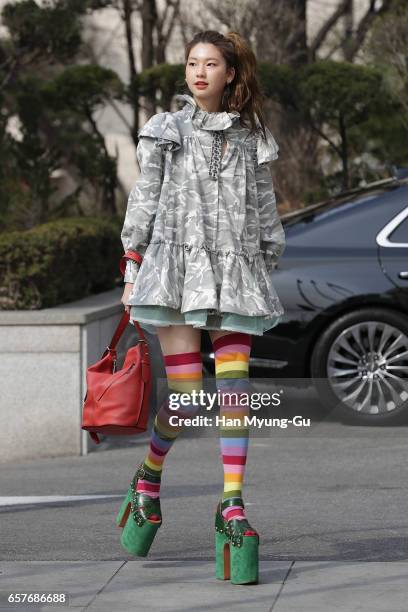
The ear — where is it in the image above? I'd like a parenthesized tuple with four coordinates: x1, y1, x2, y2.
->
(228, 66, 236, 83)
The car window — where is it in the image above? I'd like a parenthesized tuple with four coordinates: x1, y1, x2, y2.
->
(282, 181, 400, 228)
(389, 217, 408, 244)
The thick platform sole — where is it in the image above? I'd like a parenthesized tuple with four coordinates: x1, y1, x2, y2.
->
(120, 509, 161, 557)
(215, 531, 259, 584)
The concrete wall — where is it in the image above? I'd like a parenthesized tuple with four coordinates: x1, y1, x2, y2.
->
(0, 288, 164, 463)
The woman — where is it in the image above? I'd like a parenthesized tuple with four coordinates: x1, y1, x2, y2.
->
(117, 29, 285, 585)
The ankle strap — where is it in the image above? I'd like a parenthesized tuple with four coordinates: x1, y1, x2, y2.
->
(221, 497, 245, 511)
(136, 464, 161, 483)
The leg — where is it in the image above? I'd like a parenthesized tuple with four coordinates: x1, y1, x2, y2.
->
(117, 324, 204, 557)
(156, 324, 201, 356)
(135, 324, 203, 497)
(209, 330, 252, 519)
(210, 330, 259, 584)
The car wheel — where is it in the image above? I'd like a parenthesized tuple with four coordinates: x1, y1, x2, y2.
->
(310, 308, 408, 425)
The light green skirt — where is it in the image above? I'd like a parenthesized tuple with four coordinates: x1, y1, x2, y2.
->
(129, 305, 282, 336)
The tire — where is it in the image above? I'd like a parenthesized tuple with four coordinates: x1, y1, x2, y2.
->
(310, 308, 408, 425)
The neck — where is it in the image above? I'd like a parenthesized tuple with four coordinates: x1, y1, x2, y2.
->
(194, 95, 223, 113)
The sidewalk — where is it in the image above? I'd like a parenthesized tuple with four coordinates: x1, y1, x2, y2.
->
(1, 560, 407, 611)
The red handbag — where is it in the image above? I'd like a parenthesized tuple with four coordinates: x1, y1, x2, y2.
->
(82, 250, 151, 444)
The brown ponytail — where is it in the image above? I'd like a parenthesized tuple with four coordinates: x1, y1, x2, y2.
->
(183, 30, 267, 139)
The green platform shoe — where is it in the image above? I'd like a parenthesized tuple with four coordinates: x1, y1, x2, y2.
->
(116, 463, 162, 557)
(215, 497, 259, 585)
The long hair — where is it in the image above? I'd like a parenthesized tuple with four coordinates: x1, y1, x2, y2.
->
(183, 30, 267, 139)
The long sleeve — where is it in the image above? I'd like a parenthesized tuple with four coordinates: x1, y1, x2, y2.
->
(121, 129, 165, 265)
(120, 112, 182, 284)
(123, 259, 140, 284)
(255, 126, 286, 271)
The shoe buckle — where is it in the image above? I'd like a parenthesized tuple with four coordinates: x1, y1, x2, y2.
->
(137, 467, 146, 479)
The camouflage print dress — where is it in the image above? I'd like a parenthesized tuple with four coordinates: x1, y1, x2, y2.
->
(121, 93, 286, 336)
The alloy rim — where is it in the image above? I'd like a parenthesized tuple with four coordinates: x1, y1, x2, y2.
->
(326, 321, 408, 415)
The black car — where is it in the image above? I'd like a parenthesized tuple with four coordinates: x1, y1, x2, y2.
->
(202, 176, 408, 425)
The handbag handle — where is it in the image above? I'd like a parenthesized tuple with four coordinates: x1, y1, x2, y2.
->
(105, 247, 148, 356)
(103, 311, 148, 361)
(115, 248, 148, 348)
(116, 249, 149, 347)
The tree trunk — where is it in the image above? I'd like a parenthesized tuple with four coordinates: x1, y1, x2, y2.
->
(123, 0, 140, 149)
(141, 0, 157, 117)
(342, 0, 354, 62)
(339, 113, 349, 191)
(287, 0, 308, 66)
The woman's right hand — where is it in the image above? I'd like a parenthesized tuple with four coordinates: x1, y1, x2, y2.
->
(121, 282, 134, 314)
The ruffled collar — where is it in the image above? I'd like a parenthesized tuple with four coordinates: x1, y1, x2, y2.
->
(175, 93, 240, 131)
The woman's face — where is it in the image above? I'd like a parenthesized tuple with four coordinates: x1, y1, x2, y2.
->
(185, 43, 235, 109)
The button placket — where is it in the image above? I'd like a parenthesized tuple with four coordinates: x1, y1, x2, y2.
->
(208, 130, 224, 248)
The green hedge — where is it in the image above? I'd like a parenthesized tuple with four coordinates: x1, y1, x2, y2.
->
(0, 216, 124, 310)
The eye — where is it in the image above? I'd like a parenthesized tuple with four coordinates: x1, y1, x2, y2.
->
(188, 61, 217, 66)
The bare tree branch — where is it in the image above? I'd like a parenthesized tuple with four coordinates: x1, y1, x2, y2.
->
(309, 0, 350, 61)
(347, 0, 394, 61)
(155, 0, 181, 64)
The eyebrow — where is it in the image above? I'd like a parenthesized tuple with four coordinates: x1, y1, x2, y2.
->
(189, 57, 220, 61)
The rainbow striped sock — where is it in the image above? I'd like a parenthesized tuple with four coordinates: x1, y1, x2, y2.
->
(136, 350, 203, 498)
(213, 332, 252, 522)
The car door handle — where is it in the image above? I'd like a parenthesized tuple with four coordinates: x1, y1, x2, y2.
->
(398, 271, 408, 279)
